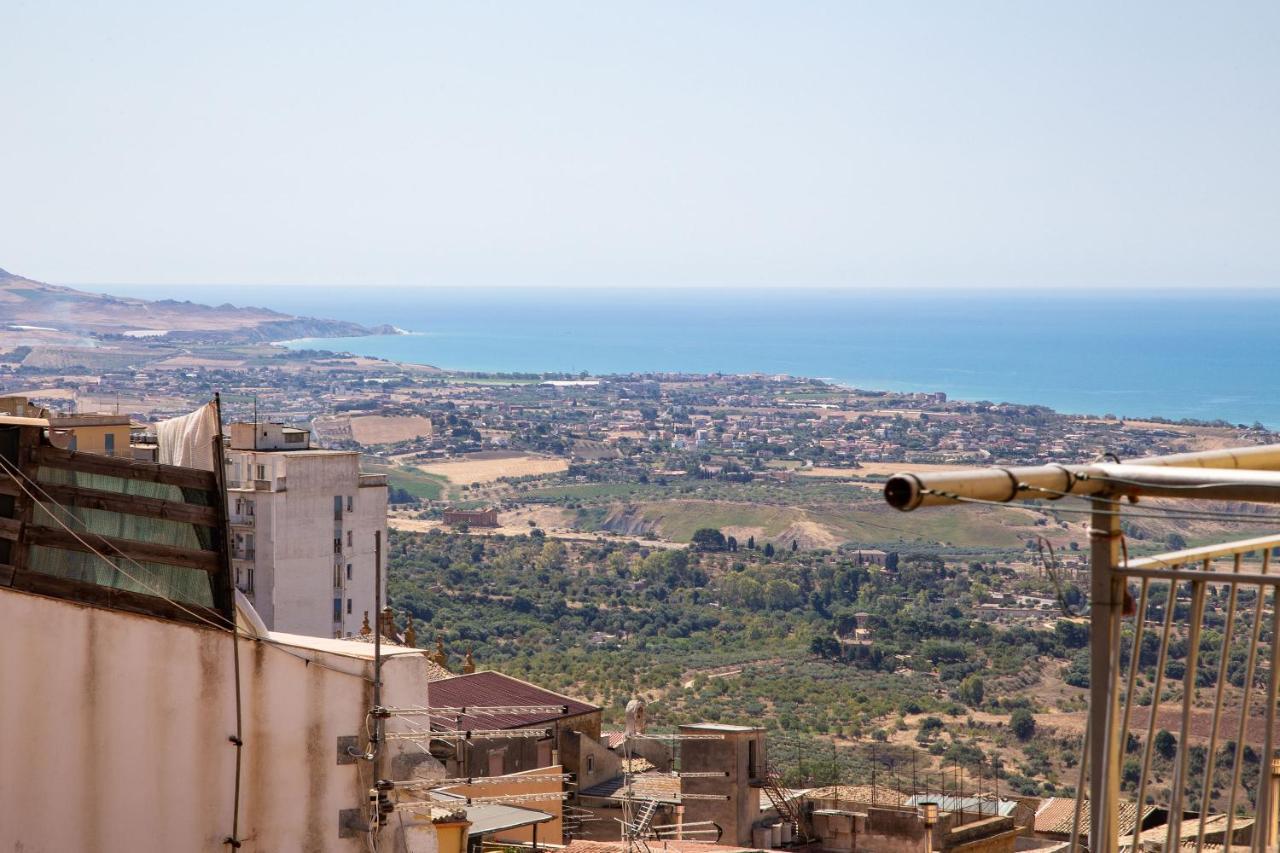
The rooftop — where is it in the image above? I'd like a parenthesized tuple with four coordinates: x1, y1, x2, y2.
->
(579, 771, 681, 804)
(424, 670, 598, 729)
(1034, 798, 1155, 838)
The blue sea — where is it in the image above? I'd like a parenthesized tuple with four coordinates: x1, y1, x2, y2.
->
(101, 286, 1280, 428)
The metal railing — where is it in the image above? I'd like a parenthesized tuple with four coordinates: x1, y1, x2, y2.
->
(1101, 535, 1280, 853)
(882, 442, 1280, 853)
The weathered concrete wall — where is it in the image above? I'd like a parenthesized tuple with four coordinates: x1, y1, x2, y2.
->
(945, 816, 1018, 853)
(678, 724, 764, 847)
(862, 807, 929, 853)
(0, 588, 442, 853)
(561, 730, 623, 792)
(454, 712, 601, 780)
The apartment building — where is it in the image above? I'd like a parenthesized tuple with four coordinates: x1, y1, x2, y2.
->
(225, 421, 387, 637)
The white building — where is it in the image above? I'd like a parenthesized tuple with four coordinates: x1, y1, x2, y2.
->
(225, 421, 387, 638)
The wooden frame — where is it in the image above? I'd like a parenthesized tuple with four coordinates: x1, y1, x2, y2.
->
(0, 423, 234, 627)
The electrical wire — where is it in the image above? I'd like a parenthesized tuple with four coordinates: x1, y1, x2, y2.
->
(0, 453, 238, 632)
(0, 454, 372, 678)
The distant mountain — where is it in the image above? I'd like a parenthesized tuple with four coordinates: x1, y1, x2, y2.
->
(0, 268, 390, 342)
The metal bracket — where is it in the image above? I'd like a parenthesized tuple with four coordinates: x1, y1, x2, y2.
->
(337, 735, 360, 765)
(339, 808, 372, 839)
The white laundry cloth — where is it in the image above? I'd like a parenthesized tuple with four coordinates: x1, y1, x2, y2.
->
(156, 401, 219, 471)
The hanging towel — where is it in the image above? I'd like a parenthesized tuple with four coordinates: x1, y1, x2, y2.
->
(156, 401, 219, 471)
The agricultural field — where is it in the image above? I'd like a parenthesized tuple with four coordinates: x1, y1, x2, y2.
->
(418, 451, 569, 485)
(349, 414, 434, 445)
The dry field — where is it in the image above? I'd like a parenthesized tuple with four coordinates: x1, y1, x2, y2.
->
(389, 504, 684, 549)
(1046, 705, 1280, 744)
(153, 355, 248, 369)
(349, 414, 434, 445)
(417, 452, 568, 485)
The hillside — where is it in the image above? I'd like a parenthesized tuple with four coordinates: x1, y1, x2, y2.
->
(0, 268, 388, 342)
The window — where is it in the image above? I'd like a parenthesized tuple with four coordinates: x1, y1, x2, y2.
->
(748, 740, 759, 779)
(347, 530, 352, 547)
(104, 433, 115, 455)
(333, 598, 342, 621)
(346, 563, 352, 581)
(586, 754, 595, 773)
(346, 495, 353, 512)
(285, 431, 305, 443)
(256, 464, 266, 480)
(347, 598, 352, 614)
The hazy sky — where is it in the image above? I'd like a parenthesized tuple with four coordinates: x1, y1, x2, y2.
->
(3, 2, 1278, 289)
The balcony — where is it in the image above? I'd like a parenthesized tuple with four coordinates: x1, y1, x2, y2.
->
(883, 443, 1280, 853)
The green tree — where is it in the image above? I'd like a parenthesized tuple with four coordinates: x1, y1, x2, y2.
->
(764, 542, 775, 558)
(1154, 729, 1178, 760)
(691, 528, 728, 551)
(1010, 708, 1036, 741)
(958, 675, 985, 708)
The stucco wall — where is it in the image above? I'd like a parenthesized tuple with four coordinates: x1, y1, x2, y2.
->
(678, 725, 764, 846)
(0, 588, 440, 853)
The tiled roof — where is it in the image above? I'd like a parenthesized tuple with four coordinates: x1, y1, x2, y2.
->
(425, 670, 599, 730)
(579, 771, 682, 804)
(1134, 815, 1254, 850)
(803, 785, 910, 808)
(601, 731, 626, 749)
(1035, 797, 1153, 838)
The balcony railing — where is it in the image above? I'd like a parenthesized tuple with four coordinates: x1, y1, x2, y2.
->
(1101, 535, 1280, 853)
(882, 443, 1280, 853)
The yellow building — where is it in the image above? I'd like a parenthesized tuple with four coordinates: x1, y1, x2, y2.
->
(0, 395, 133, 456)
(49, 412, 134, 456)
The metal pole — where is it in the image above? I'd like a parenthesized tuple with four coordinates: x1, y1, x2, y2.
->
(1089, 499, 1122, 853)
(213, 393, 244, 850)
(374, 529, 384, 780)
(884, 454, 1280, 511)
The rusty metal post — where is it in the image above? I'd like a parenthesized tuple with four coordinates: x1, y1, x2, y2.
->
(1089, 499, 1122, 853)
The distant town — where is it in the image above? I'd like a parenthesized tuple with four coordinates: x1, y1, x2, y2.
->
(4, 269, 1279, 853)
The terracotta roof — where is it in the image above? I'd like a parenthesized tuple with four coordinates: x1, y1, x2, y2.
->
(425, 670, 598, 730)
(803, 784, 910, 808)
(601, 731, 627, 749)
(579, 771, 682, 804)
(1034, 797, 1153, 838)
(1134, 815, 1254, 850)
